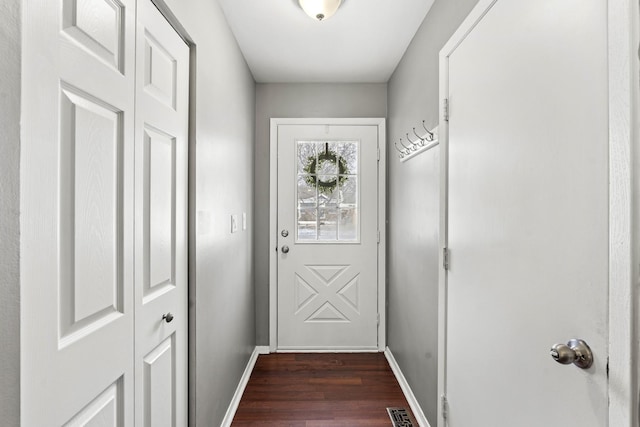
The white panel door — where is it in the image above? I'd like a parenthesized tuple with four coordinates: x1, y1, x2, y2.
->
(441, 0, 608, 425)
(21, 0, 136, 425)
(276, 124, 380, 350)
(134, 1, 189, 426)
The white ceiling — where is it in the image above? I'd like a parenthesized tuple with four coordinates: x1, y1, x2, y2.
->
(216, 0, 435, 83)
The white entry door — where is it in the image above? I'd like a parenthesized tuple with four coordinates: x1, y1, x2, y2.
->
(275, 123, 383, 350)
(134, 0, 189, 426)
(440, 0, 608, 426)
(21, 0, 137, 424)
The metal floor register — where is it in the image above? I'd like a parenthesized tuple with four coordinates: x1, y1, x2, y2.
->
(386, 407, 416, 427)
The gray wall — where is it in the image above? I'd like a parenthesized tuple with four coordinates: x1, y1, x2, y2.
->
(160, 0, 256, 425)
(0, 0, 20, 425)
(254, 83, 387, 344)
(386, 0, 479, 423)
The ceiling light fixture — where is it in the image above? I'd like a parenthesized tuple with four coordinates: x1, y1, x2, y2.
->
(299, 0, 342, 22)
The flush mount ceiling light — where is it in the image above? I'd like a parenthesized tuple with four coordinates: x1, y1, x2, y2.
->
(299, 0, 342, 21)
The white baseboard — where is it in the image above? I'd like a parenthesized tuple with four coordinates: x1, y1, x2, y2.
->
(275, 347, 378, 353)
(384, 347, 431, 427)
(220, 346, 270, 427)
(255, 345, 270, 354)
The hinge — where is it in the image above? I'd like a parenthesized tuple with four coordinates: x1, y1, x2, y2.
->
(443, 247, 450, 270)
(377, 313, 380, 326)
(377, 147, 380, 161)
(443, 98, 449, 122)
(377, 230, 381, 243)
(441, 395, 449, 419)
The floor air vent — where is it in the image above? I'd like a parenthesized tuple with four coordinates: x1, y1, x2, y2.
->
(386, 407, 416, 427)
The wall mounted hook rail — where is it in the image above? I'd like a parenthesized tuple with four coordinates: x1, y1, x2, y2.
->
(396, 121, 439, 163)
(406, 132, 423, 147)
(398, 138, 412, 155)
(422, 120, 435, 140)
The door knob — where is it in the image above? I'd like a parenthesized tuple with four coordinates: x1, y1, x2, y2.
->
(281, 229, 289, 237)
(550, 339, 593, 369)
(281, 245, 289, 254)
(162, 313, 174, 323)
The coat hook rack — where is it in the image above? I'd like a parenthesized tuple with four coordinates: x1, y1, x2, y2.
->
(395, 121, 439, 162)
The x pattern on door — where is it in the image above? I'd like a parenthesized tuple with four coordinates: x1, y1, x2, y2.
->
(295, 265, 361, 323)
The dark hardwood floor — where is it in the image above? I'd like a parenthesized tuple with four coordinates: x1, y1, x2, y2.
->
(231, 352, 416, 426)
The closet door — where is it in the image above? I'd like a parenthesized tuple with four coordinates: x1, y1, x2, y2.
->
(21, 0, 136, 425)
(134, 0, 190, 425)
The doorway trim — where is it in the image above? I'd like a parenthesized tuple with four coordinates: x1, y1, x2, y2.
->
(268, 118, 387, 352)
(437, 0, 639, 426)
(607, 0, 639, 424)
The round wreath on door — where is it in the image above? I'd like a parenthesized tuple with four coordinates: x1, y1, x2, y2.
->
(303, 143, 349, 195)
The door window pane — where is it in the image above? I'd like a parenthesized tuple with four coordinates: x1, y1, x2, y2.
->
(297, 142, 316, 173)
(296, 140, 359, 242)
(297, 174, 317, 240)
(318, 208, 338, 240)
(337, 141, 358, 173)
(297, 208, 317, 240)
(298, 175, 316, 205)
(339, 208, 358, 241)
(339, 176, 357, 206)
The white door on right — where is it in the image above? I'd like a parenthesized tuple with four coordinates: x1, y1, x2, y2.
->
(441, 0, 608, 425)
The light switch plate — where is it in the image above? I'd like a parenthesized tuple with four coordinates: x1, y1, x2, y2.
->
(242, 212, 247, 230)
(231, 214, 238, 233)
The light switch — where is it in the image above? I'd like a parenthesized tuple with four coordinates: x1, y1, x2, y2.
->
(231, 214, 238, 233)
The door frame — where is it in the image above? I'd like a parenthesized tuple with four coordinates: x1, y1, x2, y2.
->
(436, 1, 639, 426)
(269, 118, 387, 352)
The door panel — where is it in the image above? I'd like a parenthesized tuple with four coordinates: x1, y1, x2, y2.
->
(143, 32, 178, 109)
(144, 126, 176, 300)
(134, 1, 189, 425)
(143, 336, 176, 427)
(61, 0, 125, 72)
(442, 0, 608, 425)
(63, 379, 124, 427)
(21, 0, 135, 424)
(277, 125, 379, 350)
(59, 84, 126, 346)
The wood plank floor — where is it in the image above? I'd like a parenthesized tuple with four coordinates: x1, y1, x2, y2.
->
(231, 352, 416, 426)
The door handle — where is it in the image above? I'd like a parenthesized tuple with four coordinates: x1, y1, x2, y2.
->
(162, 313, 174, 323)
(281, 245, 289, 254)
(550, 339, 593, 369)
